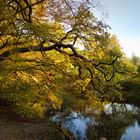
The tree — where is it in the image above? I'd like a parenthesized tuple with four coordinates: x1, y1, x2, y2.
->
(0, 0, 125, 118)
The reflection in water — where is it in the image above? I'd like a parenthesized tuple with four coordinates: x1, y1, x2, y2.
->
(63, 112, 90, 140)
(52, 104, 140, 140)
(121, 121, 140, 140)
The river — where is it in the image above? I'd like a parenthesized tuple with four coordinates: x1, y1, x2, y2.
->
(52, 103, 140, 140)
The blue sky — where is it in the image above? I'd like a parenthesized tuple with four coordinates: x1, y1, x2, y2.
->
(101, 0, 140, 57)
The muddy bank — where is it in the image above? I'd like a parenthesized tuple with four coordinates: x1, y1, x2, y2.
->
(0, 110, 74, 140)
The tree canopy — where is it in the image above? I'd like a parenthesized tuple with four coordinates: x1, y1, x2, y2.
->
(0, 0, 134, 118)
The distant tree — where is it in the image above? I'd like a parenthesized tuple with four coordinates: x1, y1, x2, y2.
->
(131, 54, 140, 67)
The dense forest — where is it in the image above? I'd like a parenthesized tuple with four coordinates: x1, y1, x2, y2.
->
(0, 0, 140, 121)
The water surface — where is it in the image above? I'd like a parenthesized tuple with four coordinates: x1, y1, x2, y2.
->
(53, 104, 140, 140)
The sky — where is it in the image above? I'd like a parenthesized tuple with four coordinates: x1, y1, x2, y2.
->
(101, 0, 140, 57)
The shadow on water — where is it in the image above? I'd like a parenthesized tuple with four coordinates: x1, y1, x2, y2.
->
(52, 103, 140, 140)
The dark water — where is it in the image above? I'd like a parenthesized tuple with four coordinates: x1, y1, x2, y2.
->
(52, 104, 140, 140)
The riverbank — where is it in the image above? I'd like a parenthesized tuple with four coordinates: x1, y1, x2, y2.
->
(0, 109, 75, 140)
